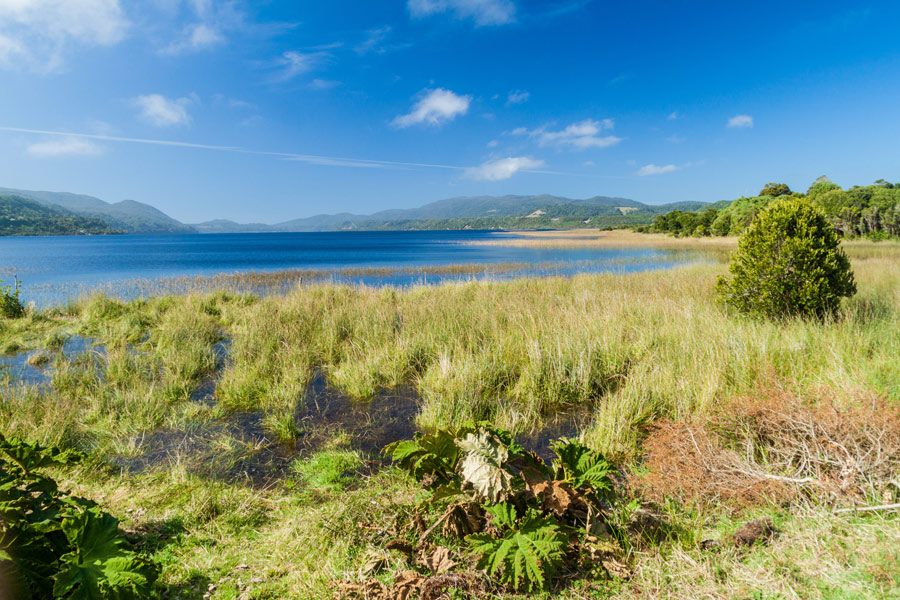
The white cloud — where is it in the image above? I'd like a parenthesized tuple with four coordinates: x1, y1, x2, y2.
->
(465, 156, 544, 181)
(272, 50, 330, 82)
(667, 111, 678, 120)
(132, 94, 194, 127)
(408, 0, 515, 26)
(156, 0, 249, 56)
(486, 139, 498, 148)
(26, 136, 104, 157)
(392, 88, 471, 128)
(727, 114, 753, 128)
(636, 163, 679, 176)
(160, 22, 224, 55)
(0, 0, 128, 70)
(506, 90, 529, 105)
(516, 119, 622, 150)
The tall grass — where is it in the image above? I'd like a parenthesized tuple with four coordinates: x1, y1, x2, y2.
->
(2, 246, 899, 598)
(3, 250, 898, 460)
(209, 254, 900, 456)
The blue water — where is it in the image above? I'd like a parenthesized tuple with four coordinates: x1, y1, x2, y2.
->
(0, 230, 697, 306)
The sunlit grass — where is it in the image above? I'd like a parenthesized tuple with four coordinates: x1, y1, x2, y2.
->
(2, 241, 899, 598)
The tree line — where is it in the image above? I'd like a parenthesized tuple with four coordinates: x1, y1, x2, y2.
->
(645, 178, 900, 239)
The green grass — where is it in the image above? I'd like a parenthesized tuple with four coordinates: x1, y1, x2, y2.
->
(1, 242, 899, 598)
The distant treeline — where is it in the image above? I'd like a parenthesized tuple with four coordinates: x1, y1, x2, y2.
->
(644, 179, 900, 239)
(341, 213, 660, 231)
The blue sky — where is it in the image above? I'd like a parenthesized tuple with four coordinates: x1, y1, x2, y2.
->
(1, 0, 899, 223)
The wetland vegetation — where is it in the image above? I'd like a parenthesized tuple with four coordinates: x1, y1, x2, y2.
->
(1, 229, 899, 598)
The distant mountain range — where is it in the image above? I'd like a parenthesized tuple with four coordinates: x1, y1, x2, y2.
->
(192, 194, 714, 233)
(0, 186, 718, 236)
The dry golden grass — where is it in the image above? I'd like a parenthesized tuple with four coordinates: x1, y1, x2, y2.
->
(474, 229, 739, 250)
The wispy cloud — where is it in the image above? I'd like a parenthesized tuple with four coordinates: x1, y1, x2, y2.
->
(26, 136, 104, 157)
(392, 88, 472, 128)
(355, 26, 391, 54)
(156, 0, 255, 56)
(515, 119, 622, 150)
(635, 160, 703, 176)
(132, 94, 195, 127)
(465, 156, 544, 181)
(408, 0, 516, 26)
(506, 90, 530, 105)
(271, 50, 330, 82)
(727, 114, 753, 128)
(308, 78, 341, 91)
(0, 0, 128, 71)
(667, 111, 678, 120)
(636, 163, 678, 176)
(160, 22, 225, 55)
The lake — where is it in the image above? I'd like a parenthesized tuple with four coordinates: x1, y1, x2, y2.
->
(0, 230, 699, 306)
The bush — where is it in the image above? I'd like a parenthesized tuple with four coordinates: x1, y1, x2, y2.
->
(0, 279, 25, 319)
(716, 196, 856, 320)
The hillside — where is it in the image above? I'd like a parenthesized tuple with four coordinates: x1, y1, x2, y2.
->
(0, 195, 121, 236)
(0, 187, 196, 234)
(246, 195, 713, 232)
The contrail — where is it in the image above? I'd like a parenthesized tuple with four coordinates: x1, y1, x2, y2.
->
(0, 126, 465, 171)
(0, 125, 578, 177)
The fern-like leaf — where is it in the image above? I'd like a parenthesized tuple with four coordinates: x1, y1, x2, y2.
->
(467, 512, 566, 592)
(550, 438, 614, 499)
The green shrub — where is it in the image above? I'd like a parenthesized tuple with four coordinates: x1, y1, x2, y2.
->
(0, 279, 25, 319)
(716, 196, 856, 320)
(0, 434, 159, 598)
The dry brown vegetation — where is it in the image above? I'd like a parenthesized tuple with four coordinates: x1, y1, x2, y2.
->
(636, 384, 900, 509)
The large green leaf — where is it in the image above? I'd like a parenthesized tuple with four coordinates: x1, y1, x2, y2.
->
(53, 508, 157, 599)
(550, 439, 614, 499)
(0, 434, 81, 477)
(385, 429, 461, 487)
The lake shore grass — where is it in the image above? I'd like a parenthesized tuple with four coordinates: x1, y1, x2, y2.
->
(1, 242, 899, 598)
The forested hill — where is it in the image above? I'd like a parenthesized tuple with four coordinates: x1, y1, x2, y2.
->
(0, 195, 121, 236)
(195, 195, 712, 232)
(646, 179, 900, 239)
(0, 187, 195, 234)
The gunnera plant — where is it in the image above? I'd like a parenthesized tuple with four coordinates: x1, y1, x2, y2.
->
(716, 196, 856, 320)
